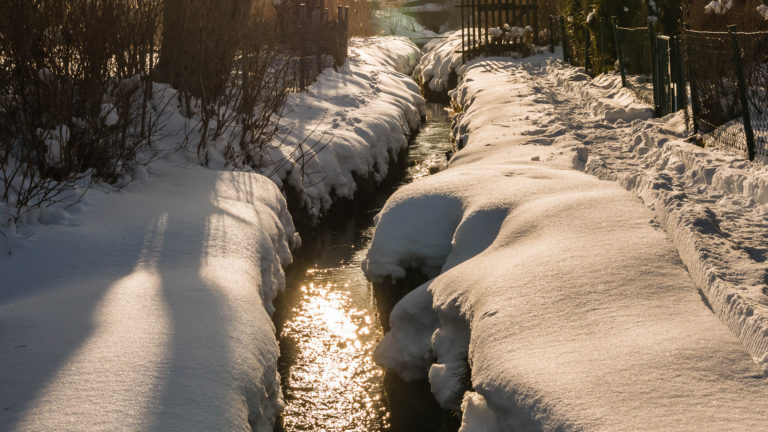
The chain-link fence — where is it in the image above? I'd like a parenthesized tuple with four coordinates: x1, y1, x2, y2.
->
(612, 24, 655, 106)
(684, 28, 768, 159)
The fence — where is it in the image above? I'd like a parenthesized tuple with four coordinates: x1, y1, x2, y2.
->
(556, 13, 767, 161)
(458, 0, 539, 61)
(684, 27, 768, 160)
(612, 21, 687, 117)
(280, 0, 350, 90)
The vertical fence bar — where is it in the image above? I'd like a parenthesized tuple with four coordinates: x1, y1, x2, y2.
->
(299, 4, 306, 90)
(560, 15, 569, 63)
(533, 1, 539, 45)
(648, 22, 659, 115)
(584, 28, 591, 73)
(460, 0, 465, 62)
(612, 17, 627, 87)
(672, 35, 687, 112)
(728, 25, 756, 160)
(599, 17, 607, 74)
(337, 6, 344, 67)
(485, 0, 490, 50)
(474, 0, 479, 52)
(549, 15, 555, 52)
(683, 25, 701, 135)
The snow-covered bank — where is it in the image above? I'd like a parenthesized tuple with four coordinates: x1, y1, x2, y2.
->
(365, 48, 768, 430)
(269, 37, 426, 223)
(0, 165, 297, 431)
(539, 62, 768, 370)
(0, 36, 427, 431)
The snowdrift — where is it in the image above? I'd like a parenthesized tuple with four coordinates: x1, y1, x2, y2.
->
(365, 52, 768, 431)
(0, 166, 297, 431)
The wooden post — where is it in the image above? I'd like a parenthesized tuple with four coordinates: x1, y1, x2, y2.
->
(728, 25, 756, 160)
(299, 3, 306, 90)
(461, 0, 465, 62)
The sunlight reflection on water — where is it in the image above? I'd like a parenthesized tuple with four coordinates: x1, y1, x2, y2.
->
(278, 232, 390, 431)
(276, 103, 453, 432)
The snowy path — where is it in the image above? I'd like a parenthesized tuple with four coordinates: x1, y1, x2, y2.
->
(365, 41, 768, 431)
(0, 167, 296, 431)
(529, 60, 768, 368)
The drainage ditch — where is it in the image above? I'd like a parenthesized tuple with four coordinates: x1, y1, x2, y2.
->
(273, 103, 458, 432)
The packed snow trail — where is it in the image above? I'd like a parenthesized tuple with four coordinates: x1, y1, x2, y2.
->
(365, 40, 768, 431)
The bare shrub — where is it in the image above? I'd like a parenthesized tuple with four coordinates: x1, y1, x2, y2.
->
(0, 0, 162, 221)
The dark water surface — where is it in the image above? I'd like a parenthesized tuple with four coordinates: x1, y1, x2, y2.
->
(273, 103, 454, 432)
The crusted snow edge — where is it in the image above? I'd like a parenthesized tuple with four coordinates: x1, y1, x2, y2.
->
(585, 149, 768, 371)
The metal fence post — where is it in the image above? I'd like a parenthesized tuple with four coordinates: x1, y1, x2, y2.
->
(612, 17, 627, 87)
(648, 23, 659, 116)
(585, 28, 591, 73)
(560, 15, 569, 63)
(671, 35, 688, 113)
(549, 15, 555, 53)
(683, 25, 702, 134)
(728, 25, 756, 160)
(600, 17, 607, 74)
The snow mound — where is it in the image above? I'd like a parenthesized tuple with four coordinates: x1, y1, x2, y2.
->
(267, 36, 426, 222)
(414, 30, 465, 93)
(0, 165, 296, 431)
(366, 53, 768, 430)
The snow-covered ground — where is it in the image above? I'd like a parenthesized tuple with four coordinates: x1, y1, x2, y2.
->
(365, 39, 768, 430)
(264, 36, 426, 222)
(0, 37, 425, 431)
(372, 8, 439, 40)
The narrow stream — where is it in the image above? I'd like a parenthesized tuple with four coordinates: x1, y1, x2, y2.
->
(273, 103, 454, 432)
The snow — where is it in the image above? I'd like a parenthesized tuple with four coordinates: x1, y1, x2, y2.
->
(266, 36, 425, 222)
(365, 43, 768, 430)
(0, 36, 426, 430)
(0, 165, 296, 431)
(705, 0, 733, 15)
(372, 9, 439, 40)
(759, 4, 768, 20)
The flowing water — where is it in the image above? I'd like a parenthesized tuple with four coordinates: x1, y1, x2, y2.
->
(273, 103, 454, 432)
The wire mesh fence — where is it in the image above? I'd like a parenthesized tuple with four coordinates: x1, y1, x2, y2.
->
(684, 28, 768, 159)
(613, 24, 655, 107)
(738, 30, 768, 158)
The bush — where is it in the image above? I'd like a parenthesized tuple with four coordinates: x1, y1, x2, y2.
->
(0, 0, 162, 220)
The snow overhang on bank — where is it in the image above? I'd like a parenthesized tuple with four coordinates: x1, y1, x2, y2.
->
(268, 36, 426, 223)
